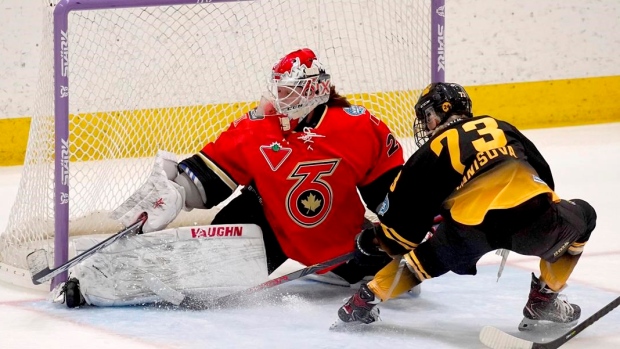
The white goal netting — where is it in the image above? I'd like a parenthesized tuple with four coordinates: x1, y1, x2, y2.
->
(1, 0, 438, 287)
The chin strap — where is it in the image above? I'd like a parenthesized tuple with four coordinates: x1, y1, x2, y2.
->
(279, 116, 303, 134)
(279, 116, 291, 131)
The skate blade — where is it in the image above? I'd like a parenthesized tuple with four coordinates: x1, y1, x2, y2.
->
(518, 317, 577, 332)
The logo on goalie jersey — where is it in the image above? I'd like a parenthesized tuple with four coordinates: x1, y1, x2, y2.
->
(260, 142, 292, 171)
(343, 106, 366, 116)
(287, 160, 339, 227)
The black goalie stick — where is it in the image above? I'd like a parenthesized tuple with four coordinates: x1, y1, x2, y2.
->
(181, 251, 355, 309)
(479, 295, 620, 349)
(26, 213, 147, 285)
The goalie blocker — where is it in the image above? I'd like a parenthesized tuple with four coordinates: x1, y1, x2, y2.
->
(60, 224, 268, 307)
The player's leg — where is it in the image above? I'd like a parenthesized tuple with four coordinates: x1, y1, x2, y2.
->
(337, 220, 492, 324)
(511, 197, 597, 330)
(537, 199, 596, 288)
(403, 218, 494, 282)
(308, 219, 392, 287)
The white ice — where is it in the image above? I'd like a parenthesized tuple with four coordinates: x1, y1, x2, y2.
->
(1, 123, 619, 349)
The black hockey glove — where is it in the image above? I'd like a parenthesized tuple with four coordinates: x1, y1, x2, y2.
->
(353, 227, 393, 267)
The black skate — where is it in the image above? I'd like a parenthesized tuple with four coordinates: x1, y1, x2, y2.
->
(60, 277, 86, 308)
(518, 273, 581, 331)
(336, 283, 380, 325)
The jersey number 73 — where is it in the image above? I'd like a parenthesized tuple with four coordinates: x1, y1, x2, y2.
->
(429, 117, 508, 174)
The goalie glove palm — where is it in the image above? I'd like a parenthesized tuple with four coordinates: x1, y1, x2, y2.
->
(111, 151, 186, 233)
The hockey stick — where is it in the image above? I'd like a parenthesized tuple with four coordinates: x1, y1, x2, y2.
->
(142, 271, 185, 306)
(496, 249, 510, 281)
(479, 295, 620, 349)
(26, 213, 147, 285)
(181, 251, 355, 309)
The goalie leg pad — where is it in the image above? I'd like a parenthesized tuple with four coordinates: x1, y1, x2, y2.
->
(71, 224, 268, 307)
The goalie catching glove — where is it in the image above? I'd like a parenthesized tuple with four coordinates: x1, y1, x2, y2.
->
(111, 151, 187, 233)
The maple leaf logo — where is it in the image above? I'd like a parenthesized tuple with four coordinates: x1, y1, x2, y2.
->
(301, 193, 322, 214)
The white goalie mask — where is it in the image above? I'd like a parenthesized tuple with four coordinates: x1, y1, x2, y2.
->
(267, 48, 331, 121)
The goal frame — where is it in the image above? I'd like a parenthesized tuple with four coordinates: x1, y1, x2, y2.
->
(50, 0, 445, 289)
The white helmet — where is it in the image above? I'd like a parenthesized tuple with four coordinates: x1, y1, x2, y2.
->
(268, 48, 331, 121)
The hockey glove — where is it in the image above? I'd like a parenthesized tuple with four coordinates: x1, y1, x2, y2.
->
(111, 150, 186, 233)
(374, 214, 444, 256)
(353, 227, 393, 267)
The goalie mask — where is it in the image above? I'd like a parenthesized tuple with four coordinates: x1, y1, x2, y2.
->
(268, 48, 331, 121)
(413, 82, 473, 147)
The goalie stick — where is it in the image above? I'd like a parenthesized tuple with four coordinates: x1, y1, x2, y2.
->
(181, 251, 355, 309)
(26, 213, 147, 285)
(142, 271, 185, 306)
(479, 295, 620, 349)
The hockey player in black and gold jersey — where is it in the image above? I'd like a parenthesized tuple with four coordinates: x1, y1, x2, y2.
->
(336, 82, 597, 331)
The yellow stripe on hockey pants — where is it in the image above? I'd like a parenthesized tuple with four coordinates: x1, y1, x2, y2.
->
(368, 258, 420, 302)
(540, 253, 582, 292)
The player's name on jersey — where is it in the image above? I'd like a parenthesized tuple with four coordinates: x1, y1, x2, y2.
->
(457, 146, 518, 190)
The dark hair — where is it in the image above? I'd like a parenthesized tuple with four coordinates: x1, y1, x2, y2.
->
(326, 86, 351, 108)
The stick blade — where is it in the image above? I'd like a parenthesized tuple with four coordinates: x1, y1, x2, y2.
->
(26, 249, 50, 285)
(479, 326, 534, 349)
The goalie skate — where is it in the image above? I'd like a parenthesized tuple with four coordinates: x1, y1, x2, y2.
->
(58, 277, 86, 308)
(518, 273, 581, 331)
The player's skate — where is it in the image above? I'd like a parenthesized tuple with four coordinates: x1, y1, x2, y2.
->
(57, 277, 86, 308)
(518, 273, 581, 331)
(331, 283, 380, 330)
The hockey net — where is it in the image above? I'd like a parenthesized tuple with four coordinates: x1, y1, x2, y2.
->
(0, 0, 442, 288)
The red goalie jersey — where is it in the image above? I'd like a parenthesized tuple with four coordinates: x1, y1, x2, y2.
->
(197, 104, 403, 267)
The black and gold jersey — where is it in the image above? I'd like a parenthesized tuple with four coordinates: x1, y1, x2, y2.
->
(378, 115, 559, 250)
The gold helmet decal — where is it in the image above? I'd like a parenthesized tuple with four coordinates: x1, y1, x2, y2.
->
(442, 102, 452, 112)
(421, 84, 432, 96)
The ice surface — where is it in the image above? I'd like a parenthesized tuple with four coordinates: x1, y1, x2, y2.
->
(1, 123, 620, 349)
